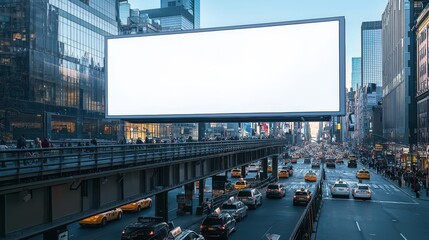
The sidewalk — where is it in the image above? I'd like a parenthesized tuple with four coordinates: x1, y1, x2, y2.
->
(366, 166, 429, 201)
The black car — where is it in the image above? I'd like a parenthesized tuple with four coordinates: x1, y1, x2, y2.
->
(121, 217, 173, 240)
(200, 208, 236, 239)
(326, 158, 336, 168)
(348, 159, 357, 168)
(304, 157, 311, 164)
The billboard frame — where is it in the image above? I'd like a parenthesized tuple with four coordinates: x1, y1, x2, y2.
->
(105, 16, 346, 123)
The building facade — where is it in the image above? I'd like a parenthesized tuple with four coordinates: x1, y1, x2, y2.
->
(355, 84, 382, 146)
(118, 0, 201, 142)
(0, 0, 119, 141)
(361, 21, 382, 87)
(415, 3, 429, 153)
(351, 57, 361, 90)
(382, 0, 427, 145)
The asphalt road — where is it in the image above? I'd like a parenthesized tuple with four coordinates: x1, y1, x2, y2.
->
(187, 159, 321, 240)
(316, 161, 429, 240)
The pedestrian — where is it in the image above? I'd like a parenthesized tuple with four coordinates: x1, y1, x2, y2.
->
(416, 181, 421, 198)
(398, 175, 402, 188)
(34, 138, 42, 148)
(17, 135, 26, 149)
(41, 138, 50, 148)
(90, 138, 97, 146)
(205, 198, 212, 215)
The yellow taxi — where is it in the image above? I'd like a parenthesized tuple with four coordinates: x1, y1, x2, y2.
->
(120, 197, 152, 212)
(304, 171, 317, 182)
(234, 178, 249, 190)
(278, 169, 289, 178)
(267, 165, 273, 173)
(231, 168, 242, 178)
(356, 168, 371, 180)
(79, 208, 123, 226)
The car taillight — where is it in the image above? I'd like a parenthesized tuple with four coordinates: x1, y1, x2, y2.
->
(346, 188, 349, 191)
(293, 195, 297, 199)
(149, 230, 154, 235)
(200, 225, 204, 229)
(306, 195, 310, 199)
(220, 225, 226, 230)
(122, 229, 125, 235)
(249, 197, 254, 200)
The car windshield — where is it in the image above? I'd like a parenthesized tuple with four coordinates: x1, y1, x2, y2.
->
(124, 227, 153, 235)
(236, 182, 245, 185)
(267, 185, 279, 189)
(237, 191, 252, 197)
(232, 170, 240, 172)
(295, 192, 307, 196)
(307, 172, 316, 176)
(203, 218, 222, 226)
(222, 204, 237, 210)
(334, 184, 348, 188)
(358, 186, 369, 190)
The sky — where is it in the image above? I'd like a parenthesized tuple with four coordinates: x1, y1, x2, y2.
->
(128, 0, 389, 89)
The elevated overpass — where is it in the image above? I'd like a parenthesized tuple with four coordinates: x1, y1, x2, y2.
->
(0, 140, 285, 240)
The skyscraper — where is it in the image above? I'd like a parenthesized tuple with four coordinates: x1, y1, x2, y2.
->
(0, 0, 119, 141)
(139, 0, 200, 31)
(361, 21, 382, 87)
(351, 57, 361, 90)
(382, 0, 427, 144)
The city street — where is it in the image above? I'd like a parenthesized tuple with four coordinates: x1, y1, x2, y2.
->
(316, 161, 429, 240)
(28, 159, 321, 240)
(186, 159, 321, 240)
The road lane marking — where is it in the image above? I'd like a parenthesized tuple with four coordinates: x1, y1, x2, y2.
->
(261, 226, 273, 240)
(355, 221, 361, 231)
(323, 197, 418, 205)
(400, 233, 407, 240)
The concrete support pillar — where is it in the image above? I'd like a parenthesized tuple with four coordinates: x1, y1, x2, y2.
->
(155, 191, 168, 222)
(184, 183, 194, 214)
(241, 165, 247, 178)
(272, 155, 279, 180)
(261, 158, 268, 180)
(198, 179, 205, 206)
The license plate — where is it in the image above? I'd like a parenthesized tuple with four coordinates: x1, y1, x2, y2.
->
(208, 227, 215, 230)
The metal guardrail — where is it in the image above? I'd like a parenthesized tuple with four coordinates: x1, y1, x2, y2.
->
(0, 140, 285, 186)
(289, 169, 324, 240)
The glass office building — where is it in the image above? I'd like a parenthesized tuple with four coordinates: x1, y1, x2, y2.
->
(361, 21, 382, 87)
(0, 0, 119, 141)
(351, 57, 361, 91)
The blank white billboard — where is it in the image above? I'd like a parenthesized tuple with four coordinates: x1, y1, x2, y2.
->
(106, 17, 345, 121)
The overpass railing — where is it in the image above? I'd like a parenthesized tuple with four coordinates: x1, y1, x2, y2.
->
(0, 140, 285, 186)
(289, 169, 324, 240)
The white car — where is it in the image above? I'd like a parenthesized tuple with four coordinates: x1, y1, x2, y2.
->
(248, 164, 259, 172)
(331, 180, 350, 198)
(352, 184, 372, 200)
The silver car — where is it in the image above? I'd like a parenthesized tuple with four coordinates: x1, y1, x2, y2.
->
(331, 180, 350, 198)
(352, 184, 372, 200)
(237, 188, 263, 209)
(221, 197, 248, 221)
